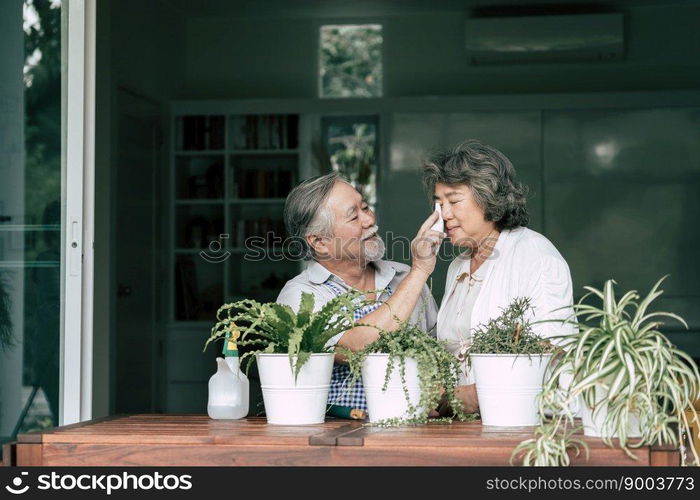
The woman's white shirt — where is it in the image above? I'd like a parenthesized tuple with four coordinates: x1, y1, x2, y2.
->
(437, 226, 576, 384)
(439, 256, 492, 385)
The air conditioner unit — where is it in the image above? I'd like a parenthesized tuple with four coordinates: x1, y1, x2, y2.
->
(465, 13, 624, 64)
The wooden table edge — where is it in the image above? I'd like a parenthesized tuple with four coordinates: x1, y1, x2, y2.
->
(17, 414, 128, 444)
(2, 441, 17, 467)
(309, 422, 364, 446)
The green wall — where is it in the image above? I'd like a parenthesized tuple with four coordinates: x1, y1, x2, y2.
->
(180, 4, 700, 99)
(384, 106, 700, 356)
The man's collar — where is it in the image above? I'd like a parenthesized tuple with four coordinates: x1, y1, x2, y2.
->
(372, 259, 399, 290)
(306, 259, 402, 289)
(307, 259, 333, 285)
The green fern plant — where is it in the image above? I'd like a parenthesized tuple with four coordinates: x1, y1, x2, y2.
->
(203, 290, 364, 379)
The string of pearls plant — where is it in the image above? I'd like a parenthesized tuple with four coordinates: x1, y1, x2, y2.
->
(342, 319, 477, 426)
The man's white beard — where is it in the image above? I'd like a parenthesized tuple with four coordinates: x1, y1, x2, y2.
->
(361, 233, 386, 262)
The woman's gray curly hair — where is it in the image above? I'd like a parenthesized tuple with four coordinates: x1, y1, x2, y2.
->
(422, 140, 529, 230)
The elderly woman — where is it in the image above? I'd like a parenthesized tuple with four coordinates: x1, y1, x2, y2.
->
(423, 140, 576, 413)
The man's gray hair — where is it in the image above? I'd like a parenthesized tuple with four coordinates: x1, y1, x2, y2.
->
(284, 172, 342, 259)
(422, 140, 529, 230)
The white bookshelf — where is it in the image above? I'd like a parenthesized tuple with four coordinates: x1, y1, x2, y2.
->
(169, 110, 306, 325)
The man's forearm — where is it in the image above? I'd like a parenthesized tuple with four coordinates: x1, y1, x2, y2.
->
(335, 269, 429, 352)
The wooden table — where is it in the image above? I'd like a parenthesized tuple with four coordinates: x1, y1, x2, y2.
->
(4, 414, 679, 466)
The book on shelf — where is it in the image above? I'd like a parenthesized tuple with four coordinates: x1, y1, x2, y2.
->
(177, 113, 298, 151)
(280, 116, 288, 149)
(270, 115, 280, 149)
(209, 116, 225, 149)
(230, 114, 298, 151)
(231, 217, 287, 246)
(286, 115, 299, 149)
(177, 115, 225, 151)
(230, 116, 246, 149)
(236, 168, 295, 198)
(180, 159, 224, 199)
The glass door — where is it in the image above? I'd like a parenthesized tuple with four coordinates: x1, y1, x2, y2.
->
(0, 0, 66, 445)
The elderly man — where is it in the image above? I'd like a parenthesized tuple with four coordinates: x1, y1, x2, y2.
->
(277, 172, 443, 415)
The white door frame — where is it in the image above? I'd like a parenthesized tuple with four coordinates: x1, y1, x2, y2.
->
(61, 0, 95, 425)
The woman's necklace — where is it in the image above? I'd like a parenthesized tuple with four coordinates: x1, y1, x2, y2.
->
(456, 228, 497, 289)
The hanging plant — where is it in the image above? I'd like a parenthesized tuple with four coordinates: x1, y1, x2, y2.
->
(343, 320, 475, 426)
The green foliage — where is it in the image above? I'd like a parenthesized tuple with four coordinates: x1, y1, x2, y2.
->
(21, 0, 62, 383)
(0, 273, 13, 352)
(327, 122, 377, 203)
(24, 0, 62, 226)
(343, 320, 476, 426)
(511, 415, 589, 466)
(20, 415, 54, 435)
(204, 290, 364, 380)
(468, 297, 556, 356)
(513, 276, 700, 466)
(320, 25, 382, 98)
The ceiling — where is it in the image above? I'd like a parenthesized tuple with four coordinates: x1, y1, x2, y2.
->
(166, 0, 700, 18)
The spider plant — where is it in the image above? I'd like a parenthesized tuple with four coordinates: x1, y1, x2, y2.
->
(203, 290, 364, 379)
(511, 414, 589, 466)
(515, 276, 700, 466)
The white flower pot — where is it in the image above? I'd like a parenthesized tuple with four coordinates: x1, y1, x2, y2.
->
(579, 383, 641, 438)
(471, 353, 552, 427)
(361, 354, 423, 423)
(257, 353, 334, 425)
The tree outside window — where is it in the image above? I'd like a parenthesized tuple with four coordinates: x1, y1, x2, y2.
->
(319, 24, 382, 98)
(320, 116, 379, 208)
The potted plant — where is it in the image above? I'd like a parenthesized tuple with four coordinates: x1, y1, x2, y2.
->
(203, 290, 362, 425)
(468, 297, 557, 427)
(513, 277, 700, 465)
(343, 321, 471, 426)
(511, 416, 589, 466)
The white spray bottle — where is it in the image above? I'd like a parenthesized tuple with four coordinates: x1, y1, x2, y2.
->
(207, 327, 249, 419)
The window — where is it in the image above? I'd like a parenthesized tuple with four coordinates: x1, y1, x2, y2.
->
(321, 116, 379, 207)
(1, 0, 63, 441)
(319, 24, 383, 98)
